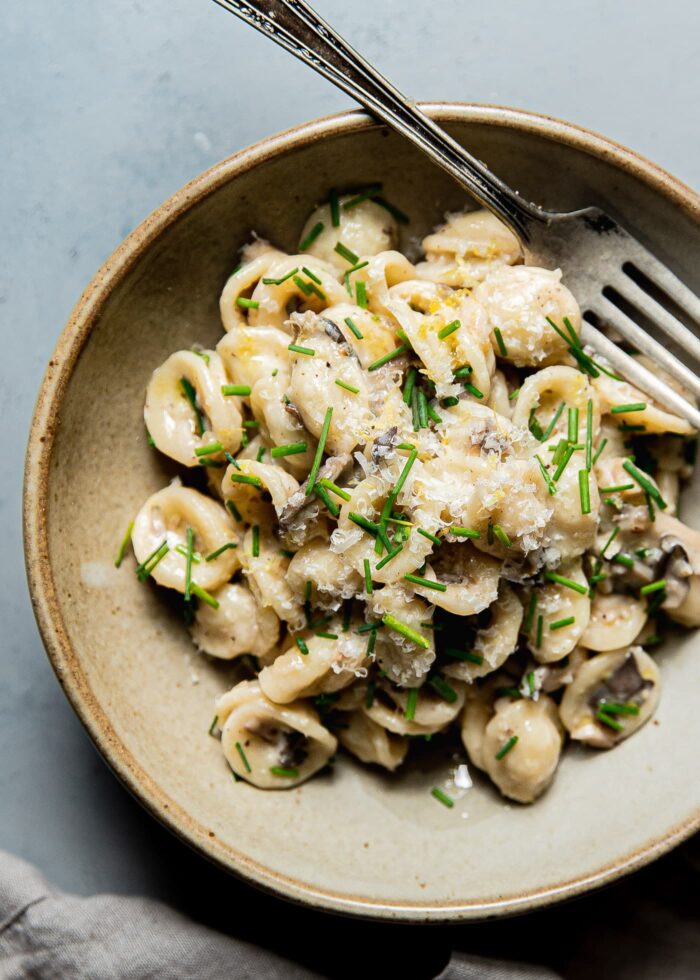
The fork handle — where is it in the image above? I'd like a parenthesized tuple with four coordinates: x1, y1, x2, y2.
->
(210, 0, 549, 241)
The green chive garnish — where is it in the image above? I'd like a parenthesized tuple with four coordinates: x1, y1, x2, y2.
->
(612, 553, 635, 569)
(135, 540, 169, 581)
(445, 649, 483, 665)
(599, 484, 635, 493)
(495, 736, 518, 760)
(600, 526, 620, 557)
(403, 368, 417, 405)
(579, 468, 591, 515)
(374, 195, 410, 224)
(640, 579, 667, 595)
(236, 297, 259, 309)
(405, 687, 418, 721)
(438, 319, 460, 340)
(553, 445, 576, 482)
(450, 526, 481, 539)
(596, 711, 623, 732)
(611, 403, 647, 414)
(534, 454, 557, 495)
(344, 316, 363, 340)
(536, 614, 543, 647)
(453, 365, 473, 380)
(180, 377, 204, 435)
(251, 525, 260, 558)
(592, 438, 608, 465)
(296, 636, 309, 656)
(550, 616, 575, 630)
(226, 500, 242, 522)
(417, 527, 441, 545)
(299, 221, 324, 251)
(313, 483, 340, 517)
(334, 241, 359, 265)
(114, 520, 134, 568)
(318, 478, 351, 501)
(256, 446, 265, 462)
(493, 327, 508, 356)
(205, 542, 237, 562)
(221, 384, 252, 396)
(429, 676, 458, 703)
(464, 382, 484, 399)
(230, 473, 262, 487)
(261, 267, 299, 286)
(622, 460, 667, 510)
(348, 512, 379, 535)
(235, 742, 252, 772)
(375, 545, 403, 570)
(195, 441, 223, 458)
(492, 523, 511, 547)
(288, 343, 316, 357)
(305, 406, 333, 496)
(367, 345, 408, 371)
(523, 590, 538, 633)
(208, 715, 218, 736)
(404, 573, 446, 592)
(383, 614, 430, 649)
(363, 558, 373, 594)
(271, 442, 308, 458)
(190, 582, 219, 608)
(335, 378, 360, 394)
(316, 631, 339, 640)
(343, 185, 382, 210)
(417, 390, 429, 428)
(329, 189, 340, 227)
(568, 406, 579, 443)
(600, 702, 640, 716)
(270, 766, 299, 778)
(184, 527, 194, 601)
(544, 571, 587, 594)
(431, 787, 454, 808)
(356, 280, 368, 308)
(585, 399, 593, 470)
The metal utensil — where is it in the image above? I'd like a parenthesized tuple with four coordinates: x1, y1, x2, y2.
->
(211, 0, 700, 429)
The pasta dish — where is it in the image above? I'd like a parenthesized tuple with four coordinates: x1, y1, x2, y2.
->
(120, 189, 700, 805)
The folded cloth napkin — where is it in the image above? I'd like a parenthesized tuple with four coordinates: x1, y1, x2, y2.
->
(0, 849, 561, 980)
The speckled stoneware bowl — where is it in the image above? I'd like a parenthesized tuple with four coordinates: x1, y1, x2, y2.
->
(24, 104, 700, 921)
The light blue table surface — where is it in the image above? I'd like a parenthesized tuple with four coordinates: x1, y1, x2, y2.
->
(2, 1, 699, 974)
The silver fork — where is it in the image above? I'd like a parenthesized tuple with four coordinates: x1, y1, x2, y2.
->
(210, 0, 700, 429)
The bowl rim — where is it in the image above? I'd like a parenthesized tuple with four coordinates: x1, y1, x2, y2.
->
(23, 102, 700, 922)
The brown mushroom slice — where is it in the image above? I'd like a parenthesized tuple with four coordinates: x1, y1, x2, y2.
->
(581, 593, 648, 652)
(216, 680, 337, 788)
(560, 647, 660, 748)
(481, 696, 564, 803)
(337, 710, 408, 771)
(190, 582, 279, 661)
(364, 676, 466, 736)
(445, 583, 523, 682)
(408, 544, 501, 616)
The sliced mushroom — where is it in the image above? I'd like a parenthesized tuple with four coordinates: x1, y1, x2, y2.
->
(216, 680, 337, 788)
(581, 593, 648, 652)
(560, 647, 660, 748)
(190, 582, 279, 661)
(278, 452, 352, 535)
(445, 582, 523, 682)
(337, 710, 408, 771)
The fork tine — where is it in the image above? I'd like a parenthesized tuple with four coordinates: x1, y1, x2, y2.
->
(591, 295, 700, 399)
(580, 321, 700, 430)
(614, 269, 700, 364)
(623, 237, 700, 327)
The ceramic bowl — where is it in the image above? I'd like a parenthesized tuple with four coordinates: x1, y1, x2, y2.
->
(24, 104, 700, 921)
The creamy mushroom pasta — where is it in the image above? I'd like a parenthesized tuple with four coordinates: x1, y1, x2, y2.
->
(123, 191, 700, 805)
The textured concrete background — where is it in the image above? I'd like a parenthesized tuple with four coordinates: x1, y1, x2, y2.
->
(2, 1, 699, 975)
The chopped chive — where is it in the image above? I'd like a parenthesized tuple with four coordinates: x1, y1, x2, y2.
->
(529, 408, 545, 442)
(363, 558, 373, 594)
(344, 316, 363, 340)
(526, 671, 536, 697)
(590, 572, 607, 584)
(287, 343, 316, 357)
(431, 787, 454, 808)
(543, 402, 567, 441)
(493, 327, 508, 356)
(579, 468, 591, 515)
(492, 524, 511, 547)
(596, 710, 624, 732)
(175, 543, 201, 563)
(230, 473, 263, 488)
(356, 621, 383, 634)
(305, 406, 333, 496)
(296, 636, 309, 656)
(599, 702, 640, 716)
(146, 429, 156, 447)
(464, 383, 484, 399)
(208, 715, 218, 736)
(495, 735, 518, 760)
(335, 378, 360, 394)
(585, 399, 593, 470)
(356, 280, 368, 308)
(270, 766, 299, 778)
(192, 348, 210, 364)
(544, 571, 588, 594)
(226, 500, 242, 522)
(180, 377, 204, 435)
(640, 579, 667, 595)
(348, 512, 379, 535)
(329, 189, 340, 227)
(523, 590, 538, 633)
(438, 319, 460, 340)
(279, 548, 294, 559)
(417, 390, 429, 428)
(190, 582, 219, 608)
(302, 266, 322, 285)
(411, 386, 420, 431)
(375, 545, 403, 570)
(313, 483, 340, 517)
(450, 526, 481, 539)
(221, 384, 252, 396)
(318, 478, 351, 501)
(251, 525, 260, 558)
(365, 680, 376, 708)
(600, 526, 620, 557)
(600, 483, 635, 493)
(383, 613, 430, 649)
(242, 420, 260, 429)
(534, 454, 557, 495)
(224, 451, 241, 471)
(622, 460, 667, 510)
(292, 275, 313, 297)
(550, 616, 576, 630)
(114, 520, 134, 568)
(402, 367, 417, 405)
(496, 687, 522, 700)
(568, 406, 579, 443)
(255, 446, 265, 462)
(135, 540, 169, 581)
(418, 527, 441, 546)
(334, 241, 359, 265)
(611, 403, 647, 414)
(261, 266, 299, 286)
(552, 445, 576, 482)
(536, 614, 543, 647)
(367, 344, 408, 371)
(405, 687, 418, 721)
(236, 297, 260, 310)
(271, 441, 308, 458)
(426, 402, 442, 424)
(299, 221, 324, 251)
(453, 365, 473, 380)
(373, 195, 409, 224)
(343, 185, 382, 210)
(195, 441, 223, 458)
(184, 527, 194, 601)
(397, 441, 416, 451)
(612, 553, 635, 569)
(235, 741, 252, 772)
(445, 648, 483, 665)
(592, 438, 608, 465)
(205, 542, 238, 562)
(316, 631, 339, 640)
(366, 628, 377, 657)
(508, 387, 521, 402)
(441, 396, 460, 408)
(429, 676, 458, 703)
(404, 573, 447, 592)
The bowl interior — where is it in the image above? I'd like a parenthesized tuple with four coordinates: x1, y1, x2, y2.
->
(27, 106, 700, 919)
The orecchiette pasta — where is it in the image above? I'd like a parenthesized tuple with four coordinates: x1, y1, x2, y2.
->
(125, 190, 698, 802)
